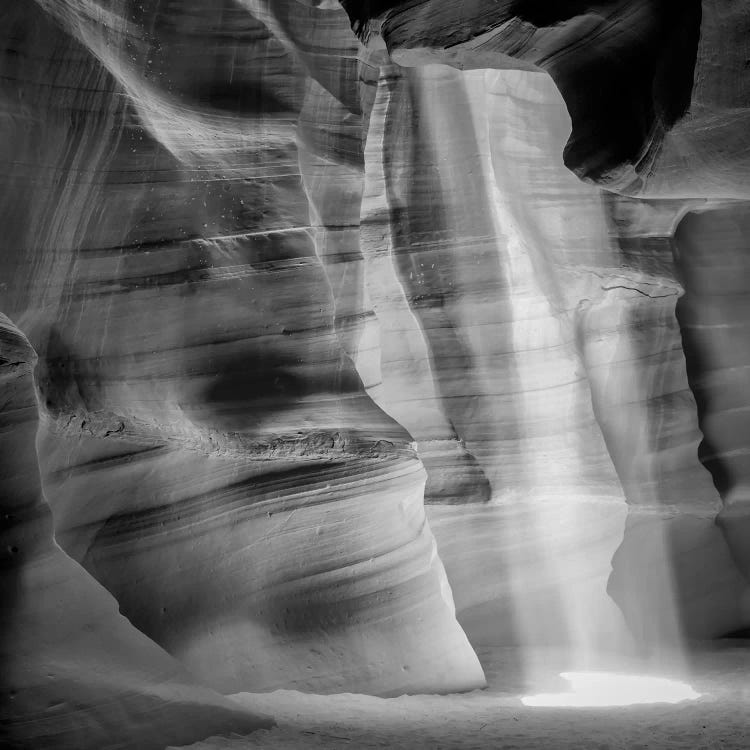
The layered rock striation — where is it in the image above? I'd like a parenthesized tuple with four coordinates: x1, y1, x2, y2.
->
(4, 1, 750, 746)
(0, 313, 273, 749)
(675, 206, 750, 582)
(343, 0, 750, 198)
(1, 0, 485, 717)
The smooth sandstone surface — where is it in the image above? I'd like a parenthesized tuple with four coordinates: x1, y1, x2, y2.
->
(675, 206, 750, 581)
(1, 0, 484, 704)
(0, 314, 273, 749)
(3, 1, 750, 747)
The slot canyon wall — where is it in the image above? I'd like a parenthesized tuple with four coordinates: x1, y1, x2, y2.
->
(2, 1, 750, 747)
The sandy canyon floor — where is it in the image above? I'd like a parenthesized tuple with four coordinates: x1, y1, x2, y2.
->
(171, 643, 750, 749)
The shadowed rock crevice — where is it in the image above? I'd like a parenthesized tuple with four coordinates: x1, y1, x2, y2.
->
(342, 0, 707, 195)
(673, 206, 750, 581)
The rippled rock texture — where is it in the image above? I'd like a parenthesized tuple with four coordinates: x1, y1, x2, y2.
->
(344, 0, 750, 198)
(2, 0, 485, 706)
(0, 314, 272, 749)
(3, 1, 750, 747)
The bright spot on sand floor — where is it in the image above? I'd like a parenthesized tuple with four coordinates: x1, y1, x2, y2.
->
(521, 672, 701, 707)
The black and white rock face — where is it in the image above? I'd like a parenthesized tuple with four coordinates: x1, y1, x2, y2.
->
(0, 313, 273, 749)
(2, 2, 750, 748)
(343, 0, 750, 198)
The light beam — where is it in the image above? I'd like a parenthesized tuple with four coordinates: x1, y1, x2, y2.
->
(521, 672, 700, 707)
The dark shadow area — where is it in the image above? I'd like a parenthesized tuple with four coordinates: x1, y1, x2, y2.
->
(511, 0, 617, 26)
(340, 0, 412, 40)
(673, 207, 750, 580)
(722, 626, 750, 639)
(343, 0, 702, 187)
(551, 0, 702, 184)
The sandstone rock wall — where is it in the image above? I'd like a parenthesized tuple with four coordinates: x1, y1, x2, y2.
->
(1, 0, 485, 710)
(4, 1, 750, 746)
(343, 0, 750, 198)
(0, 313, 273, 749)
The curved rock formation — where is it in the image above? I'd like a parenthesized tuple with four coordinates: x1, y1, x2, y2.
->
(1, 0, 485, 701)
(342, 0, 750, 199)
(357, 59, 750, 649)
(341, 0, 750, 649)
(0, 313, 272, 749)
(675, 206, 750, 582)
(6, 1, 750, 744)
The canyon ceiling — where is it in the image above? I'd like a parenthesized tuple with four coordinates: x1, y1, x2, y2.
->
(2, 1, 750, 748)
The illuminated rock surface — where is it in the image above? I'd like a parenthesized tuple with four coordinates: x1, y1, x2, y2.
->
(0, 314, 272, 750)
(3, 1, 750, 748)
(1, 0, 484, 704)
(343, 0, 750, 198)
